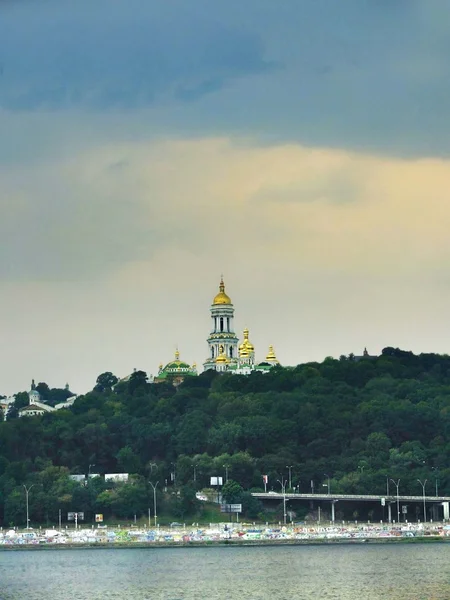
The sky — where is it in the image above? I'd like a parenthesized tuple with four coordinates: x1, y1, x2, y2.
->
(1, 0, 450, 395)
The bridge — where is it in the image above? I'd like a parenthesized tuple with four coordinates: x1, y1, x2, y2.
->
(251, 492, 450, 523)
(252, 492, 450, 503)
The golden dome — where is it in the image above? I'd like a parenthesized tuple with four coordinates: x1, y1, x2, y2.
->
(215, 352, 228, 364)
(239, 327, 254, 356)
(266, 345, 279, 363)
(213, 277, 232, 305)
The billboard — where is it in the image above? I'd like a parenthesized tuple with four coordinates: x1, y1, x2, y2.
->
(67, 512, 84, 521)
(95, 514, 103, 522)
(105, 473, 129, 482)
(210, 476, 223, 486)
(69, 474, 86, 483)
(220, 504, 242, 513)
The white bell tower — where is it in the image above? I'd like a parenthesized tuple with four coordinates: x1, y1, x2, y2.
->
(203, 278, 239, 371)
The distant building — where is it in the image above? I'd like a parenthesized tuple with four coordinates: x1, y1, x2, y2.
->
(55, 397, 77, 410)
(105, 473, 129, 483)
(154, 350, 197, 386)
(352, 348, 377, 362)
(18, 380, 76, 417)
(203, 278, 280, 375)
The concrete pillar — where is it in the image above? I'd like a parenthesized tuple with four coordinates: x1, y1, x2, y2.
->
(443, 502, 449, 520)
(331, 501, 336, 523)
(388, 503, 392, 523)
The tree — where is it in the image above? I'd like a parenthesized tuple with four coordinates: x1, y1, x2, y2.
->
(116, 446, 142, 474)
(128, 371, 148, 395)
(221, 480, 243, 503)
(35, 382, 50, 400)
(94, 372, 118, 393)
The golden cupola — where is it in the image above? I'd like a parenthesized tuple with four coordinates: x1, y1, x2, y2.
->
(239, 327, 255, 357)
(213, 277, 232, 305)
(265, 345, 279, 364)
(215, 352, 228, 364)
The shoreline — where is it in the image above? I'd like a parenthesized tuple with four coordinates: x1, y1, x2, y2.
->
(1, 536, 449, 551)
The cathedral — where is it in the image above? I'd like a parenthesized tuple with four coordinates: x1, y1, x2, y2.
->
(155, 278, 280, 384)
(203, 277, 279, 375)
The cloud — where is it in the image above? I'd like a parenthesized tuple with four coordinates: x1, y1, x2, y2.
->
(0, 0, 272, 110)
(1, 1, 450, 156)
(2, 136, 450, 283)
(2, 134, 450, 393)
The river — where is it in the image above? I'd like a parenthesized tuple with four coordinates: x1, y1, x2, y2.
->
(0, 544, 449, 599)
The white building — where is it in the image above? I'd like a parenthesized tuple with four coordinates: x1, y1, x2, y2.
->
(203, 278, 280, 375)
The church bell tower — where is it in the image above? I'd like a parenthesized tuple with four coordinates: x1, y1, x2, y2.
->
(203, 277, 239, 371)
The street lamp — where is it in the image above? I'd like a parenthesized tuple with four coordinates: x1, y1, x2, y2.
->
(277, 478, 287, 525)
(193, 464, 198, 483)
(431, 467, 439, 497)
(86, 464, 96, 486)
(324, 474, 331, 495)
(417, 479, 427, 523)
(23, 484, 34, 529)
(149, 481, 159, 527)
(223, 464, 230, 483)
(286, 466, 293, 490)
(390, 479, 400, 523)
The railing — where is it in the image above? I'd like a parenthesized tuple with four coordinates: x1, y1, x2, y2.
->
(252, 492, 450, 502)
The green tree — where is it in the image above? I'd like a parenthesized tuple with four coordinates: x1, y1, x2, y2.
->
(221, 480, 243, 503)
(94, 372, 119, 393)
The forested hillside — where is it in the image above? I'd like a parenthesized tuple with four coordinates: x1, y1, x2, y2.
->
(1, 347, 450, 525)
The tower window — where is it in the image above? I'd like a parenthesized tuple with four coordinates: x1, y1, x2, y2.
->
(211, 347, 215, 358)
(230, 347, 233, 358)
(227, 317, 230, 332)
(220, 317, 224, 332)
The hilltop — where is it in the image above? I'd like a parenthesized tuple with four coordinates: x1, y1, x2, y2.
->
(1, 347, 449, 525)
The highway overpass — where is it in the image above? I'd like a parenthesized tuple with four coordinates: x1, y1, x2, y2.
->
(251, 492, 450, 523)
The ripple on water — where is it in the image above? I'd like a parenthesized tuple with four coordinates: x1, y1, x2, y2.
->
(0, 545, 450, 600)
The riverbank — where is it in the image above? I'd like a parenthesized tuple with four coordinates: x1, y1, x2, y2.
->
(1, 535, 449, 551)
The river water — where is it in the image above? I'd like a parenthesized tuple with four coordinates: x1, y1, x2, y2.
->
(0, 544, 449, 599)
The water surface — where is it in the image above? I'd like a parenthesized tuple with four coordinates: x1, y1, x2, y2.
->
(1, 544, 449, 599)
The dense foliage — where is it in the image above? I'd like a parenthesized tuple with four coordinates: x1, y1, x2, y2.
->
(1, 347, 450, 526)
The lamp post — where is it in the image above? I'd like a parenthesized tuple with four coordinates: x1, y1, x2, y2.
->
(417, 479, 427, 523)
(23, 484, 34, 529)
(170, 463, 176, 486)
(193, 464, 198, 483)
(223, 464, 230, 483)
(286, 466, 293, 490)
(431, 467, 439, 496)
(324, 474, 331, 495)
(277, 478, 287, 525)
(149, 481, 159, 527)
(390, 479, 400, 523)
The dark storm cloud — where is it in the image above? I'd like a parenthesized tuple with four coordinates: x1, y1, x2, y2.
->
(0, 0, 272, 110)
(1, 0, 450, 155)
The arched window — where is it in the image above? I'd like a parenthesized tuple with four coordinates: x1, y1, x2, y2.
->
(220, 317, 224, 332)
(227, 317, 230, 332)
(230, 347, 233, 358)
(211, 347, 215, 358)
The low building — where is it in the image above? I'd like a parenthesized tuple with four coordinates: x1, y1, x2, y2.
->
(153, 350, 197, 386)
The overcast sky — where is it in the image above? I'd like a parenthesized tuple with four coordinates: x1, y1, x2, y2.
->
(1, 0, 450, 395)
